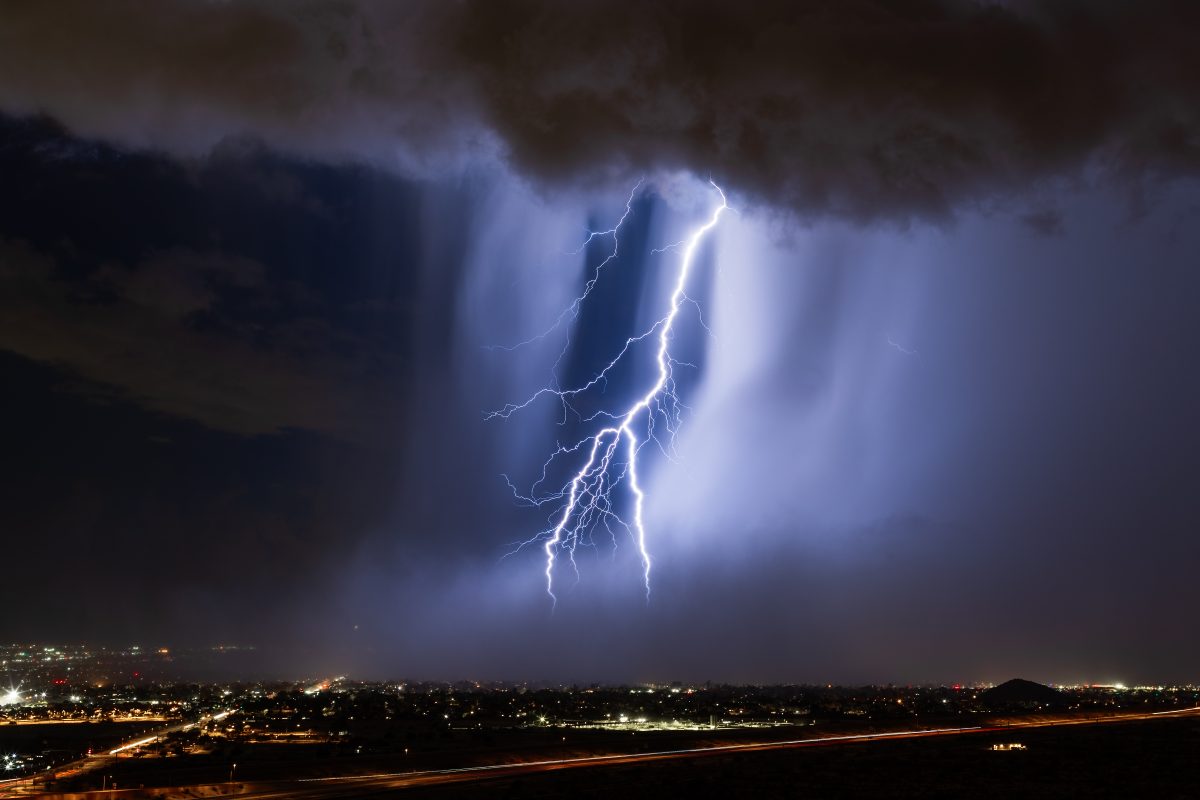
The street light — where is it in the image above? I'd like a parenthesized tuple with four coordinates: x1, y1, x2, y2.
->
(229, 762, 237, 783)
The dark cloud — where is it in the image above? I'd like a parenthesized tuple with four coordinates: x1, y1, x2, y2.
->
(0, 0, 478, 170)
(1020, 208, 1064, 235)
(0, 239, 408, 437)
(1, 1, 1199, 221)
(0, 118, 429, 439)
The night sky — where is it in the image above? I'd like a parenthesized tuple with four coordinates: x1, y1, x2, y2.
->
(2, 1, 1199, 685)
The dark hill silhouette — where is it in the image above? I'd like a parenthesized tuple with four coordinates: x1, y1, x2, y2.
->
(982, 678, 1067, 708)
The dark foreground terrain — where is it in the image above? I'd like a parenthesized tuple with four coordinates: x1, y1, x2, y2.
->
(12, 714, 1199, 799)
(392, 717, 1200, 800)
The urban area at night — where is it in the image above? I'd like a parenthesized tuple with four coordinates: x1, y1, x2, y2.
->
(2, 645, 1200, 796)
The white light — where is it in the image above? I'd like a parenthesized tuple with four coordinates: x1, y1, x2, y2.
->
(0, 689, 20, 706)
(109, 735, 157, 755)
(493, 180, 729, 602)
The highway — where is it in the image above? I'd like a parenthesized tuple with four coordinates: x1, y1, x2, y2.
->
(5, 705, 1196, 798)
(1, 679, 347, 797)
(0, 709, 237, 797)
(224, 705, 1200, 799)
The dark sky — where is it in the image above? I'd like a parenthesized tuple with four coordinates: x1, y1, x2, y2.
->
(2, 1, 1199, 685)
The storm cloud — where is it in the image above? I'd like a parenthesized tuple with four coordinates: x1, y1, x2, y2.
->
(2, 0, 1199, 221)
(2, 2, 1199, 684)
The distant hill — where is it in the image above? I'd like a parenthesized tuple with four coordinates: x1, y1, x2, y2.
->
(981, 678, 1067, 708)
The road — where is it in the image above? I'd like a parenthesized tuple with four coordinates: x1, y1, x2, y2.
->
(6, 705, 1197, 798)
(225, 705, 1200, 799)
(1, 679, 351, 797)
(0, 709, 237, 797)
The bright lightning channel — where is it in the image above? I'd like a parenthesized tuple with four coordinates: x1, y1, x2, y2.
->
(489, 181, 728, 604)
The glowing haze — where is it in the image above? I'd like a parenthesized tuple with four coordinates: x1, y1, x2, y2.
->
(491, 181, 728, 602)
(0, 1, 1198, 684)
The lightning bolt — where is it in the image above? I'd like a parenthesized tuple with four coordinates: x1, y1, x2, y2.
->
(887, 335, 919, 357)
(490, 181, 728, 604)
(484, 180, 643, 371)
